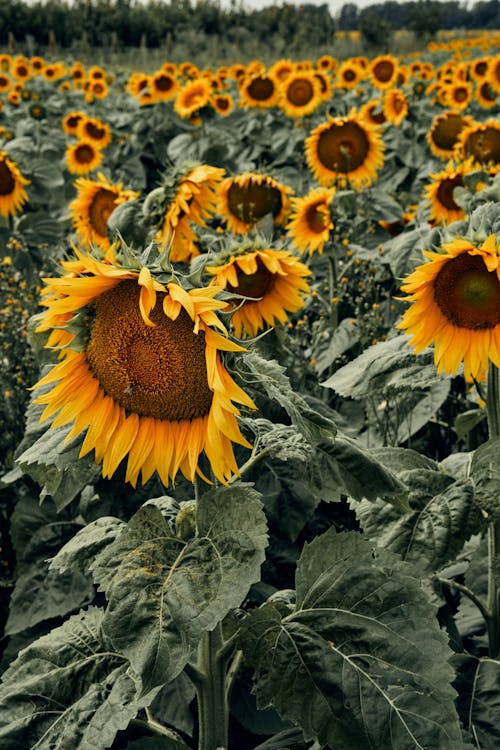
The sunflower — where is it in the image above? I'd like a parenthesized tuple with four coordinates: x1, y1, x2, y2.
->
(305, 111, 385, 189)
(155, 162, 226, 262)
(238, 73, 279, 108)
(269, 59, 295, 82)
(369, 55, 399, 90)
(77, 117, 112, 149)
(127, 72, 150, 98)
(457, 119, 500, 166)
(489, 54, 500, 94)
(278, 70, 322, 118)
(0, 74, 11, 93)
(32, 249, 255, 486)
(470, 57, 490, 81)
(211, 92, 234, 116)
(336, 59, 364, 90)
(66, 140, 103, 175)
(383, 88, 408, 126)
(397, 234, 500, 381)
(423, 160, 476, 225)
(475, 80, 497, 108)
(286, 187, 335, 255)
(444, 81, 473, 110)
(0, 151, 29, 217)
(206, 242, 311, 338)
(173, 78, 212, 118)
(62, 110, 86, 135)
(90, 79, 108, 100)
(218, 172, 292, 234)
(150, 70, 178, 102)
(69, 173, 139, 250)
(317, 54, 337, 72)
(359, 98, 387, 126)
(11, 58, 31, 81)
(426, 110, 474, 159)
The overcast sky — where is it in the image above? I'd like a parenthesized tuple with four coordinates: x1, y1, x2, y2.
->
(225, 0, 476, 13)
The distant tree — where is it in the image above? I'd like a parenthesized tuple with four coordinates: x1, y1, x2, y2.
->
(408, 0, 441, 38)
(359, 11, 393, 48)
(338, 2, 358, 30)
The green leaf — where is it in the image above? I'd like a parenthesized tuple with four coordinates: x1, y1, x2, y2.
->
(150, 672, 195, 737)
(0, 607, 154, 750)
(470, 438, 500, 520)
(380, 225, 441, 278)
(49, 517, 126, 575)
(454, 409, 487, 440)
(240, 530, 463, 750)
(454, 655, 500, 749)
(98, 485, 267, 691)
(313, 318, 360, 376)
(354, 477, 482, 573)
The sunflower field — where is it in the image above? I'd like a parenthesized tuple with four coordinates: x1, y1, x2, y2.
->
(1, 31, 500, 750)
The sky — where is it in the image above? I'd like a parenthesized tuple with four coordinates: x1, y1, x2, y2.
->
(226, 0, 477, 12)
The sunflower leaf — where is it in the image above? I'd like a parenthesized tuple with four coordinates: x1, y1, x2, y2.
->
(454, 654, 500, 748)
(99, 484, 267, 691)
(239, 530, 463, 750)
(49, 517, 126, 575)
(0, 607, 154, 750)
(470, 437, 500, 520)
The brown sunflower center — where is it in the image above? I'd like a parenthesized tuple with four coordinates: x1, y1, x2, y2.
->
(434, 253, 500, 329)
(287, 78, 314, 106)
(227, 257, 276, 299)
(465, 127, 500, 164)
(392, 94, 404, 114)
(373, 60, 394, 82)
(75, 144, 95, 164)
(66, 114, 82, 129)
(215, 96, 230, 111)
(89, 188, 118, 237)
(436, 174, 463, 210)
(305, 202, 328, 233)
(479, 82, 496, 102)
(85, 122, 106, 141)
(246, 76, 275, 101)
(430, 113, 466, 151)
(317, 121, 370, 173)
(369, 105, 386, 124)
(86, 280, 213, 420)
(0, 160, 15, 196)
(155, 74, 174, 92)
(227, 180, 283, 224)
(453, 86, 469, 103)
(475, 61, 488, 76)
(343, 68, 357, 82)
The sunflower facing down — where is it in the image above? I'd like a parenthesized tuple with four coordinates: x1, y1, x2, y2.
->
(69, 173, 139, 250)
(305, 111, 384, 190)
(456, 119, 500, 167)
(383, 88, 408, 126)
(286, 186, 335, 255)
(218, 172, 292, 234)
(398, 234, 500, 381)
(32, 248, 255, 486)
(207, 242, 311, 338)
(0, 151, 29, 217)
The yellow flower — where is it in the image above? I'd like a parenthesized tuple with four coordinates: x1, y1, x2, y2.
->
(218, 172, 292, 234)
(305, 110, 384, 189)
(456, 119, 500, 167)
(286, 187, 335, 255)
(0, 151, 29, 218)
(278, 70, 322, 118)
(369, 54, 399, 90)
(77, 117, 112, 149)
(207, 243, 311, 338)
(32, 249, 255, 486)
(174, 78, 212, 118)
(398, 235, 500, 381)
(66, 140, 103, 175)
(383, 88, 408, 126)
(427, 110, 475, 159)
(238, 72, 279, 108)
(424, 160, 475, 225)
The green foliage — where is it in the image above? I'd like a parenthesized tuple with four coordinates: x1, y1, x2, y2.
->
(240, 529, 463, 749)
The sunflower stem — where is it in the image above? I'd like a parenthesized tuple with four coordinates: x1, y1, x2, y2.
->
(486, 362, 500, 657)
(195, 623, 229, 750)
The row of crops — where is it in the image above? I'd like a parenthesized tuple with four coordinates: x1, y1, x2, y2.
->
(0, 28, 500, 750)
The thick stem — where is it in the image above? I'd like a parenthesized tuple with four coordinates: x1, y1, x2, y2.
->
(486, 363, 500, 657)
(196, 623, 229, 750)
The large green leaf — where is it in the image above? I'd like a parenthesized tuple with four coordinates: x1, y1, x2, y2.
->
(470, 437, 500, 520)
(97, 485, 267, 691)
(454, 655, 500, 749)
(240, 530, 463, 750)
(49, 517, 126, 575)
(0, 608, 153, 750)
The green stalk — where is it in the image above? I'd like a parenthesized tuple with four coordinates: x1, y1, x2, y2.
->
(486, 363, 500, 657)
(195, 623, 229, 750)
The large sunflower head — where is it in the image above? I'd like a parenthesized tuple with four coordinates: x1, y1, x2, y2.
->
(66, 140, 103, 175)
(369, 54, 399, 90)
(32, 245, 255, 487)
(69, 173, 139, 250)
(278, 70, 322, 118)
(238, 72, 279, 108)
(398, 234, 500, 381)
(426, 110, 474, 159)
(305, 111, 385, 189)
(286, 186, 335, 255)
(206, 238, 311, 338)
(456, 120, 500, 167)
(0, 151, 29, 218)
(173, 78, 212, 119)
(423, 159, 476, 226)
(148, 161, 226, 262)
(218, 172, 292, 234)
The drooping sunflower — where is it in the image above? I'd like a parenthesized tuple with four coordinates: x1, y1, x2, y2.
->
(278, 70, 322, 118)
(397, 234, 500, 381)
(238, 72, 279, 108)
(77, 117, 112, 149)
(0, 151, 29, 217)
(66, 140, 103, 175)
(426, 110, 474, 160)
(32, 249, 255, 486)
(383, 88, 408, 126)
(456, 119, 500, 167)
(286, 187, 335, 255)
(369, 55, 399, 90)
(206, 241, 311, 338)
(174, 78, 212, 118)
(155, 162, 226, 262)
(423, 160, 476, 225)
(218, 172, 292, 234)
(305, 111, 385, 189)
(69, 173, 139, 250)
